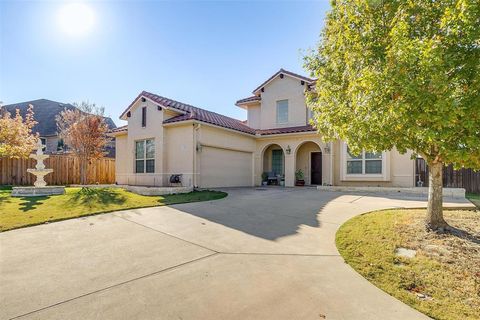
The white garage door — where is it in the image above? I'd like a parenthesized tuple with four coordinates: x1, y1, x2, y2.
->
(199, 147, 253, 188)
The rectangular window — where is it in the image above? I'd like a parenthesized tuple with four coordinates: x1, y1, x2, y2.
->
(365, 151, 382, 174)
(271, 149, 284, 175)
(135, 139, 155, 173)
(141, 107, 147, 127)
(346, 147, 382, 175)
(346, 147, 363, 174)
(276, 100, 288, 124)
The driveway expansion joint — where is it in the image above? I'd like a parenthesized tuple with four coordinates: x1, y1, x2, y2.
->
(114, 214, 219, 253)
(9, 252, 219, 320)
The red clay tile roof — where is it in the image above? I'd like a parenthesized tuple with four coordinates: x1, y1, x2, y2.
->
(252, 68, 315, 94)
(256, 125, 316, 136)
(120, 91, 316, 136)
(129, 91, 257, 135)
(235, 95, 261, 105)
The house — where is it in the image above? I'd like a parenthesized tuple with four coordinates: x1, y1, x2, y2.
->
(112, 69, 415, 188)
(2, 99, 117, 156)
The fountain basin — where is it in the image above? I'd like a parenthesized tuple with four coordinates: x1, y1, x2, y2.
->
(11, 186, 66, 197)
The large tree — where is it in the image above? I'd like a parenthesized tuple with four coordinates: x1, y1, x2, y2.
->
(56, 102, 110, 185)
(305, 0, 480, 230)
(0, 105, 38, 158)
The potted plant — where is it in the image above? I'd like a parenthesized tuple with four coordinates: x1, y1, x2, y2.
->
(261, 172, 268, 186)
(295, 169, 305, 186)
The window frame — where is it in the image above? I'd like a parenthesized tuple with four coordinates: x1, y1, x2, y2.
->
(276, 99, 289, 124)
(341, 143, 387, 180)
(135, 139, 155, 174)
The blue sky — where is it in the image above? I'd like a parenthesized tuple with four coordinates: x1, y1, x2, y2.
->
(0, 1, 328, 125)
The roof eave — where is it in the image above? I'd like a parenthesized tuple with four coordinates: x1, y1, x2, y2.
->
(235, 100, 261, 109)
(252, 69, 315, 95)
(163, 119, 256, 137)
(257, 130, 317, 138)
(120, 92, 187, 120)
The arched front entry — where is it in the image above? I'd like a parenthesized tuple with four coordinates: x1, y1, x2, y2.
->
(295, 141, 323, 185)
(261, 144, 285, 185)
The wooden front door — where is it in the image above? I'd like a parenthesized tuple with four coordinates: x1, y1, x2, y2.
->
(311, 152, 322, 185)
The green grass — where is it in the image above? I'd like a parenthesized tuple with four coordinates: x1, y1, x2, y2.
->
(466, 193, 480, 208)
(0, 187, 227, 232)
(336, 209, 480, 320)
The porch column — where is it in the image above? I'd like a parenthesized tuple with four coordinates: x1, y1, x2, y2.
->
(284, 153, 295, 187)
(330, 141, 334, 185)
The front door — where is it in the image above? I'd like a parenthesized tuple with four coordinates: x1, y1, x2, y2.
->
(311, 152, 322, 185)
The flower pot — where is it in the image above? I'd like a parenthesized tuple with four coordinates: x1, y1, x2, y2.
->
(262, 181, 268, 186)
(295, 180, 305, 186)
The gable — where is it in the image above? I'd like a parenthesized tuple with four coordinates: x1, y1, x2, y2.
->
(252, 69, 315, 95)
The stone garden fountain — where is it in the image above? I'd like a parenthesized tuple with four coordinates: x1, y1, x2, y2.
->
(11, 139, 65, 197)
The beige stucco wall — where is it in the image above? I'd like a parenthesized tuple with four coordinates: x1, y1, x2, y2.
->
(331, 140, 415, 187)
(247, 104, 261, 129)
(295, 141, 322, 185)
(115, 134, 128, 184)
(164, 124, 195, 187)
(255, 134, 330, 187)
(258, 76, 308, 129)
(116, 98, 167, 186)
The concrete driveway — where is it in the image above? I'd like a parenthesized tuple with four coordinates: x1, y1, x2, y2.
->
(0, 188, 473, 320)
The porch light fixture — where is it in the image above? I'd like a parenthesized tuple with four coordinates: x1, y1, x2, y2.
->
(286, 145, 291, 154)
(323, 146, 330, 154)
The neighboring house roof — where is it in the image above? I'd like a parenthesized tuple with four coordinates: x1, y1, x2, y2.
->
(2, 99, 117, 136)
(252, 68, 315, 95)
(235, 95, 261, 106)
(123, 91, 257, 135)
(256, 125, 316, 136)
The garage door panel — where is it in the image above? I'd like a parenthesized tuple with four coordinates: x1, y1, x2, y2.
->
(200, 147, 252, 188)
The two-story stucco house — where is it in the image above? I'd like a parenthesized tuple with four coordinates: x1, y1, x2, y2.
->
(112, 69, 415, 188)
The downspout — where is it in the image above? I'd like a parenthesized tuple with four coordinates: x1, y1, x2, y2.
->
(193, 123, 201, 188)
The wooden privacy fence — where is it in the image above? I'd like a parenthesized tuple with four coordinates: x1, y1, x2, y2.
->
(0, 155, 115, 186)
(416, 158, 480, 194)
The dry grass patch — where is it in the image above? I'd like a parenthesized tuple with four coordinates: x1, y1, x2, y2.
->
(336, 209, 480, 320)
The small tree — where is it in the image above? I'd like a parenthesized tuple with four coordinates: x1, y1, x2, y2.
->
(0, 105, 38, 158)
(305, 0, 480, 231)
(56, 102, 110, 185)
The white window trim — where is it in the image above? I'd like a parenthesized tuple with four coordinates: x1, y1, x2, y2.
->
(276, 100, 288, 124)
(135, 139, 155, 174)
(340, 142, 389, 181)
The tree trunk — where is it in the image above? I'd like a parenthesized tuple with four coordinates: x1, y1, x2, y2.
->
(426, 161, 448, 231)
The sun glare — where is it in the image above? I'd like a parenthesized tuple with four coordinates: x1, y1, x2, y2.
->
(57, 3, 94, 36)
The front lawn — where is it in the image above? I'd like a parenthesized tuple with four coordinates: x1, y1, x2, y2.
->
(0, 187, 227, 232)
(336, 209, 480, 320)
